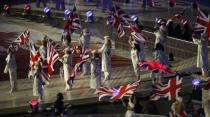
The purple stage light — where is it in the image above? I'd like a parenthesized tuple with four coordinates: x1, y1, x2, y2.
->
(44, 7, 50, 13)
(192, 79, 200, 86)
(86, 11, 93, 17)
(131, 15, 138, 22)
(64, 9, 71, 16)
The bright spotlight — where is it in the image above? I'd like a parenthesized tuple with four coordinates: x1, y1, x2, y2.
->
(43, 7, 51, 17)
(64, 9, 71, 17)
(85, 10, 94, 23)
(192, 79, 201, 86)
(131, 15, 138, 22)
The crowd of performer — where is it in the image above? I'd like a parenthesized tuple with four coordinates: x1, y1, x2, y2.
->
(2, 0, 209, 116)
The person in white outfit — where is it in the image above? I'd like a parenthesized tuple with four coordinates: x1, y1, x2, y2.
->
(154, 25, 170, 67)
(96, 36, 112, 86)
(151, 25, 169, 84)
(4, 45, 17, 93)
(90, 51, 101, 89)
(33, 61, 44, 102)
(39, 37, 48, 74)
(61, 48, 72, 90)
(129, 36, 140, 80)
(79, 29, 91, 76)
(193, 32, 209, 77)
(123, 97, 136, 117)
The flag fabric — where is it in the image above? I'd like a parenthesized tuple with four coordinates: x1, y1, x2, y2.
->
(3, 4, 9, 11)
(139, 61, 173, 73)
(127, 22, 146, 43)
(47, 40, 59, 76)
(29, 42, 41, 69)
(15, 30, 30, 45)
(150, 76, 182, 101)
(107, 15, 125, 38)
(195, 8, 210, 38)
(64, 5, 81, 33)
(96, 80, 140, 101)
(111, 5, 132, 23)
(70, 5, 81, 31)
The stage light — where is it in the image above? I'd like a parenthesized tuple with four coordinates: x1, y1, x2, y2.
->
(85, 10, 94, 23)
(2, 4, 10, 16)
(64, 9, 71, 20)
(43, 7, 51, 17)
(29, 97, 39, 113)
(192, 78, 200, 86)
(23, 4, 31, 16)
(131, 15, 138, 22)
(192, 78, 210, 90)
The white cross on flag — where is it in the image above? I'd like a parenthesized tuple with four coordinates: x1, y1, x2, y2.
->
(195, 9, 210, 39)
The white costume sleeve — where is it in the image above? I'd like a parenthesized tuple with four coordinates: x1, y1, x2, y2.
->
(98, 43, 106, 53)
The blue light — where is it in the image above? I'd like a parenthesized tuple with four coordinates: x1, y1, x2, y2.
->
(44, 7, 50, 13)
(192, 79, 201, 86)
(131, 15, 138, 22)
(64, 9, 71, 16)
(86, 11, 93, 17)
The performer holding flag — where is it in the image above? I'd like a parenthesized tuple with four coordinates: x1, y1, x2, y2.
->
(96, 36, 112, 87)
(60, 48, 72, 91)
(129, 36, 140, 80)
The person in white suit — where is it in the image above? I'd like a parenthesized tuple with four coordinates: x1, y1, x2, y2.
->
(193, 32, 209, 77)
(154, 25, 170, 67)
(96, 36, 112, 86)
(4, 45, 17, 93)
(129, 36, 140, 80)
(90, 51, 101, 89)
(61, 48, 72, 90)
(79, 29, 91, 76)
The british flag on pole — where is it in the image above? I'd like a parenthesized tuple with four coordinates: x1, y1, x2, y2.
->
(29, 42, 41, 69)
(47, 40, 59, 76)
(150, 75, 182, 101)
(15, 30, 30, 45)
(107, 14, 125, 38)
(194, 8, 210, 38)
(64, 5, 81, 33)
(96, 80, 140, 101)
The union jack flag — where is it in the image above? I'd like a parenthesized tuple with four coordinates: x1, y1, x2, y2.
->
(15, 30, 30, 45)
(64, 5, 81, 33)
(111, 5, 132, 23)
(29, 42, 41, 69)
(107, 15, 125, 38)
(96, 80, 140, 101)
(139, 61, 173, 73)
(47, 40, 59, 76)
(150, 76, 182, 101)
(127, 22, 146, 43)
(194, 8, 210, 38)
